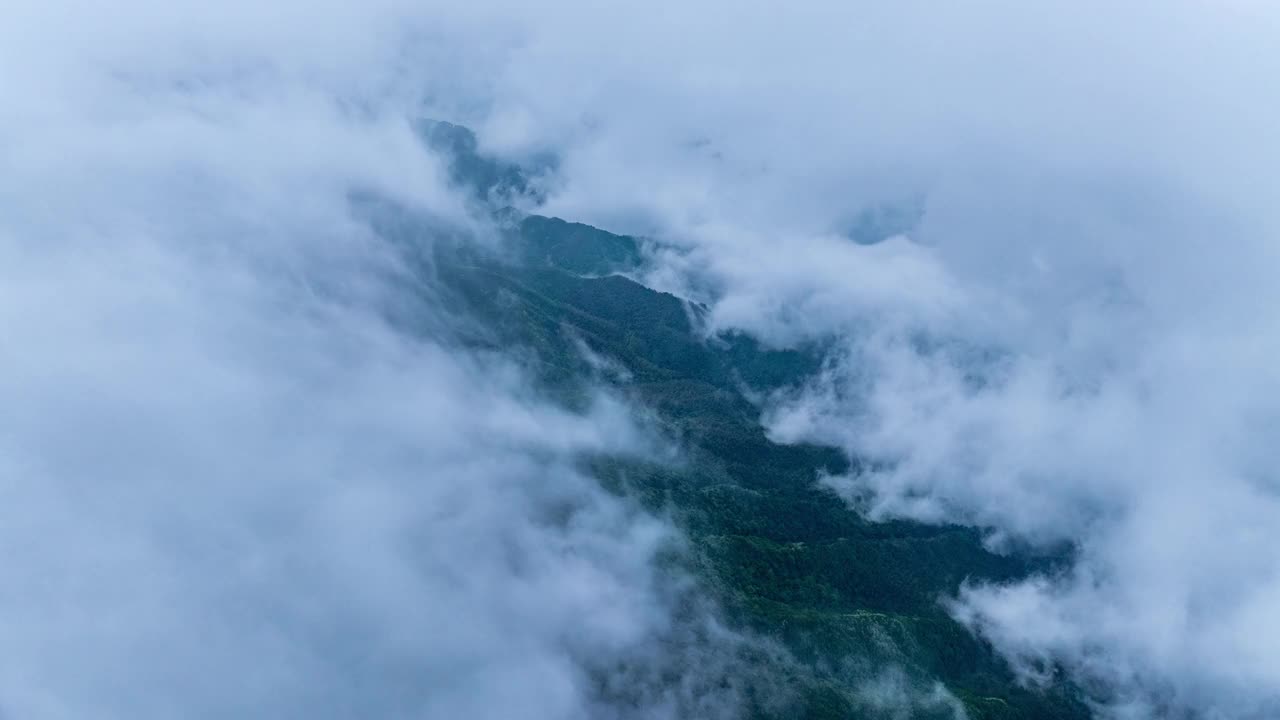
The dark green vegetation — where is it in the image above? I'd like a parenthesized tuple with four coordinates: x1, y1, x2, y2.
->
(373, 124, 1090, 719)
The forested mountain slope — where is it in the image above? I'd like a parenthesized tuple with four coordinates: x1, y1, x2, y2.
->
(374, 122, 1089, 720)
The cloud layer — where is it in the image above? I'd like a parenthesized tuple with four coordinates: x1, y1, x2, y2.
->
(393, 2, 1280, 717)
(7, 1, 1280, 718)
(0, 3, 760, 718)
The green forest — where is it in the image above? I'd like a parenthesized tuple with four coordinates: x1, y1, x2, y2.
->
(363, 122, 1090, 719)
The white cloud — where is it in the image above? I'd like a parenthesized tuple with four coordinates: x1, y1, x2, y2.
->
(10, 0, 1280, 716)
(0, 2, 761, 718)
(386, 2, 1280, 716)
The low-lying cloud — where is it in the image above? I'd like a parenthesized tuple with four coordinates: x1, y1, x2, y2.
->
(0, 3, 764, 718)
(395, 2, 1280, 717)
(8, 0, 1280, 717)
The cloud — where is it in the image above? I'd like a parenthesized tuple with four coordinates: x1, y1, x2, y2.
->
(854, 668, 968, 720)
(9, 0, 1280, 717)
(382, 2, 1280, 717)
(0, 2, 767, 718)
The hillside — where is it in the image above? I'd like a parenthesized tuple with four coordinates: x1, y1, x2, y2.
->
(361, 123, 1091, 719)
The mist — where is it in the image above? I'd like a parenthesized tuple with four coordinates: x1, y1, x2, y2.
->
(406, 2, 1280, 717)
(6, 1, 1280, 718)
(0, 2, 759, 718)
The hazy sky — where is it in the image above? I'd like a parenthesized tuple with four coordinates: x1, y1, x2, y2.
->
(4, 1, 1280, 718)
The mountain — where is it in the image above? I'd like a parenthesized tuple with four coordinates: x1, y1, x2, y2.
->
(371, 121, 1090, 720)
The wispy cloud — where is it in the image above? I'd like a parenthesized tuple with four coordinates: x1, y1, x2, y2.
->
(0, 2, 764, 718)
(390, 2, 1280, 716)
(7, 0, 1280, 717)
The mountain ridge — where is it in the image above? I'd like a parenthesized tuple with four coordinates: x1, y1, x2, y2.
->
(377, 119, 1090, 720)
